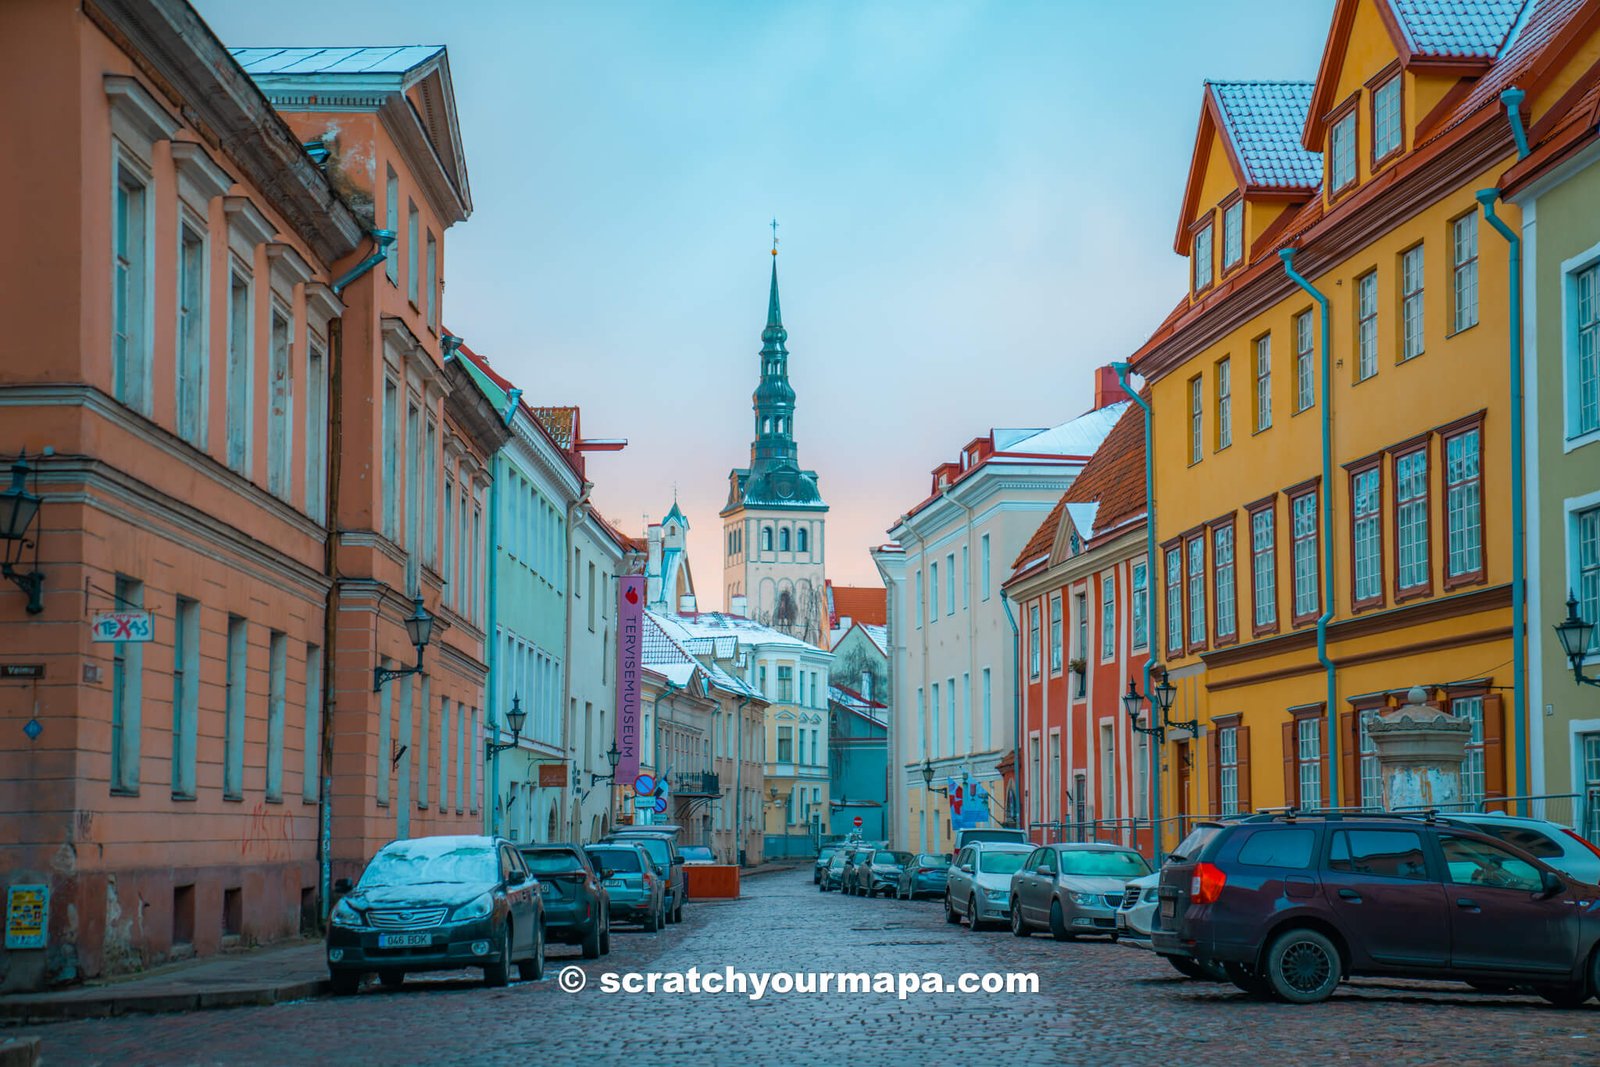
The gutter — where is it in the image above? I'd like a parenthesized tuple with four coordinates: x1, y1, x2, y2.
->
(1280, 248, 1340, 809)
(1109, 362, 1163, 857)
(1477, 152, 1529, 798)
(331, 229, 397, 295)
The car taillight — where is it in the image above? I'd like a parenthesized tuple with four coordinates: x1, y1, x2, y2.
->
(1190, 862, 1227, 905)
(1562, 828, 1600, 862)
(918, 868, 933, 874)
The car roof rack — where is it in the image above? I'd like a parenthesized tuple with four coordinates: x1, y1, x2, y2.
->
(1238, 807, 1439, 825)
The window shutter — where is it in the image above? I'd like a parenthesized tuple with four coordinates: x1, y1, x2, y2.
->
(1319, 713, 1332, 809)
(1207, 727, 1221, 815)
(1340, 710, 1358, 807)
(1282, 720, 1297, 807)
(1236, 725, 1252, 811)
(1482, 693, 1506, 799)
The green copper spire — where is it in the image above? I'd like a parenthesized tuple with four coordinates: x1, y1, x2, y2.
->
(766, 257, 783, 331)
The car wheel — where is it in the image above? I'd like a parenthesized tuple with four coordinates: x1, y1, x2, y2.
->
(644, 903, 660, 932)
(517, 922, 545, 982)
(945, 894, 961, 924)
(1010, 900, 1029, 938)
(1264, 928, 1341, 1004)
(378, 969, 405, 990)
(329, 970, 361, 997)
(600, 917, 612, 956)
(967, 896, 985, 932)
(1049, 900, 1074, 942)
(666, 894, 678, 924)
(1223, 960, 1273, 997)
(673, 898, 684, 923)
(484, 927, 512, 987)
(582, 916, 604, 960)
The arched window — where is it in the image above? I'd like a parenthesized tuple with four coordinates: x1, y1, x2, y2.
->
(779, 527, 791, 552)
(797, 527, 809, 553)
(761, 526, 773, 552)
(762, 417, 771, 434)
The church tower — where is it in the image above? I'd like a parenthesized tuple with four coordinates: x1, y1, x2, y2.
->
(721, 235, 827, 646)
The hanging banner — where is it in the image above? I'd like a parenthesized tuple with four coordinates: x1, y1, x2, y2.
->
(90, 612, 154, 643)
(615, 575, 644, 786)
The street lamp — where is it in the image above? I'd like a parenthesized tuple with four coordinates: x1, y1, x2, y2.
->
(485, 695, 527, 758)
(0, 451, 45, 615)
(373, 596, 435, 691)
(1555, 592, 1600, 687)
(920, 758, 950, 796)
(589, 741, 623, 785)
(1123, 668, 1198, 741)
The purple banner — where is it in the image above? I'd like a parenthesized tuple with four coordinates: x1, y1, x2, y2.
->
(615, 575, 644, 786)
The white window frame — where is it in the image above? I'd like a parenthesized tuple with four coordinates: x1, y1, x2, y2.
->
(1453, 212, 1480, 333)
(1254, 334, 1272, 432)
(1099, 572, 1116, 663)
(1295, 309, 1315, 412)
(1401, 244, 1425, 360)
(1357, 270, 1378, 381)
(1216, 356, 1232, 450)
(1193, 221, 1214, 294)
(1330, 111, 1356, 192)
(1373, 76, 1402, 161)
(1560, 242, 1600, 447)
(1222, 199, 1243, 270)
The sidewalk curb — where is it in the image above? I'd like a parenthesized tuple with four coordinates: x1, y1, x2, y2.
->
(0, 977, 327, 1025)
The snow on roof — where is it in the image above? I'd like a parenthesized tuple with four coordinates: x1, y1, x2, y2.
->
(1209, 81, 1322, 189)
(1006, 402, 1130, 457)
(661, 611, 823, 652)
(1063, 502, 1100, 538)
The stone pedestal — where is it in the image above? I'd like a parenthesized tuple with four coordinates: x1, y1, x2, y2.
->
(1368, 687, 1471, 811)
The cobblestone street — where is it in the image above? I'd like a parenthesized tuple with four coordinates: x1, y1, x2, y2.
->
(18, 870, 1600, 1065)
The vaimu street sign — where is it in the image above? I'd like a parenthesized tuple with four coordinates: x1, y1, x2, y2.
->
(90, 611, 154, 643)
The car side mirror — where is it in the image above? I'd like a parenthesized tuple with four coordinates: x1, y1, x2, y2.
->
(1539, 870, 1564, 898)
(333, 877, 353, 895)
(655, 864, 667, 877)
(959, 864, 973, 874)
(507, 870, 526, 886)
(1036, 865, 1052, 876)
(672, 856, 684, 865)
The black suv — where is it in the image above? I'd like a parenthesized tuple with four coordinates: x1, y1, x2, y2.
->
(1155, 812, 1600, 1004)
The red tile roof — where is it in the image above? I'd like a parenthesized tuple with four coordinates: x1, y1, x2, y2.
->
(529, 406, 578, 450)
(831, 585, 887, 626)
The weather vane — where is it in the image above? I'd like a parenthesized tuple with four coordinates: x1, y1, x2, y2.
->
(770, 217, 779, 256)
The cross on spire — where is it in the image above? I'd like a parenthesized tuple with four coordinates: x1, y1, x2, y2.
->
(770, 217, 779, 256)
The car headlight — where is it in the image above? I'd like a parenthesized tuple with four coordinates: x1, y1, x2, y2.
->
(1143, 888, 1159, 903)
(450, 893, 494, 922)
(1069, 891, 1101, 906)
(980, 885, 1007, 900)
(330, 898, 366, 928)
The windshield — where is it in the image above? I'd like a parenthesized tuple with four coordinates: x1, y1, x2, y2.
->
(978, 851, 1029, 875)
(616, 837, 669, 864)
(879, 852, 913, 866)
(918, 854, 951, 868)
(360, 841, 496, 888)
(1169, 825, 1223, 864)
(681, 847, 713, 861)
(522, 849, 583, 875)
(1059, 850, 1151, 878)
(587, 849, 641, 873)
(829, 854, 846, 868)
(962, 830, 1025, 845)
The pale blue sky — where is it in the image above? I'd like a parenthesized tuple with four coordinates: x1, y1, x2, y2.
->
(198, 0, 1333, 599)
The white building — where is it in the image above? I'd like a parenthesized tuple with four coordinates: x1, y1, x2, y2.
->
(877, 369, 1129, 853)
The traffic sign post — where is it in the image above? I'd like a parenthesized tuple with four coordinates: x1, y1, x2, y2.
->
(852, 815, 862, 828)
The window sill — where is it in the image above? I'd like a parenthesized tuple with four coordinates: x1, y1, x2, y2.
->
(1445, 322, 1479, 341)
(1563, 428, 1600, 454)
(1442, 571, 1486, 594)
(1292, 404, 1315, 418)
(1397, 350, 1424, 365)
(1394, 585, 1432, 605)
(110, 786, 140, 798)
(265, 795, 283, 805)
(223, 792, 243, 803)
(172, 792, 197, 802)
(1252, 423, 1273, 437)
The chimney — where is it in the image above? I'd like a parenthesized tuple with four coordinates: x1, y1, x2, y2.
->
(678, 594, 697, 615)
(1093, 365, 1129, 410)
(730, 594, 748, 617)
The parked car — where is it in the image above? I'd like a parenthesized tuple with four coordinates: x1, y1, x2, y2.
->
(1434, 812, 1600, 884)
(955, 827, 1029, 855)
(946, 842, 1032, 930)
(1117, 871, 1160, 940)
(604, 831, 686, 923)
(327, 834, 544, 994)
(678, 845, 716, 865)
(1155, 812, 1600, 1005)
(852, 850, 913, 897)
(896, 853, 952, 900)
(1010, 843, 1151, 940)
(819, 851, 850, 892)
(838, 846, 866, 891)
(585, 842, 666, 931)
(517, 843, 610, 959)
(814, 844, 843, 884)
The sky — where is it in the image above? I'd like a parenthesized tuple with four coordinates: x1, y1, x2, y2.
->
(198, 0, 1334, 606)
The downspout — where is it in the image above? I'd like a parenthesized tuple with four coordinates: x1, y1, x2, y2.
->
(1478, 104, 1528, 797)
(318, 316, 345, 922)
(331, 229, 397, 296)
(1280, 248, 1339, 809)
(1000, 589, 1022, 832)
(1110, 361, 1163, 858)
(734, 695, 750, 865)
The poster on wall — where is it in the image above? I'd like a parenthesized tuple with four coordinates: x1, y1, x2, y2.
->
(5, 884, 48, 949)
(615, 575, 644, 786)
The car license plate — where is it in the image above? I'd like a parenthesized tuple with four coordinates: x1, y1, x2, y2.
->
(538, 882, 552, 895)
(605, 879, 625, 888)
(1160, 899, 1175, 918)
(377, 933, 431, 948)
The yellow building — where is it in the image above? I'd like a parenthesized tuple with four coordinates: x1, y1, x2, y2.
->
(1133, 0, 1600, 845)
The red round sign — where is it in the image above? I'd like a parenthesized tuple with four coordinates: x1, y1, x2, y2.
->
(852, 816, 863, 827)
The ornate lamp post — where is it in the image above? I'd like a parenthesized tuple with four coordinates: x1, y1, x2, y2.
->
(920, 758, 950, 796)
(485, 695, 527, 759)
(1122, 667, 1197, 742)
(0, 451, 45, 615)
(1554, 593, 1600, 688)
(373, 596, 435, 691)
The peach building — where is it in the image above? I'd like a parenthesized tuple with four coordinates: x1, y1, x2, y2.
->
(0, 0, 492, 992)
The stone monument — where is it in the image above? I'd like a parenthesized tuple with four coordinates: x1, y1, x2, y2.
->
(1367, 686, 1472, 811)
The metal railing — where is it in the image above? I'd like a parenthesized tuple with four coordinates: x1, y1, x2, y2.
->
(671, 771, 721, 796)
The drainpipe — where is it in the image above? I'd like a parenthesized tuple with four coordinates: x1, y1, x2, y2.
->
(734, 696, 750, 865)
(318, 316, 345, 922)
(487, 450, 503, 836)
(1000, 589, 1022, 830)
(1109, 361, 1164, 857)
(330, 229, 397, 296)
(1478, 179, 1529, 800)
(1500, 87, 1530, 160)
(1280, 248, 1339, 808)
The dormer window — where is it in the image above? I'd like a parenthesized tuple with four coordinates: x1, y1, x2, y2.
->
(1330, 110, 1357, 193)
(1371, 75, 1402, 164)
(1192, 220, 1215, 295)
(1222, 199, 1243, 271)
